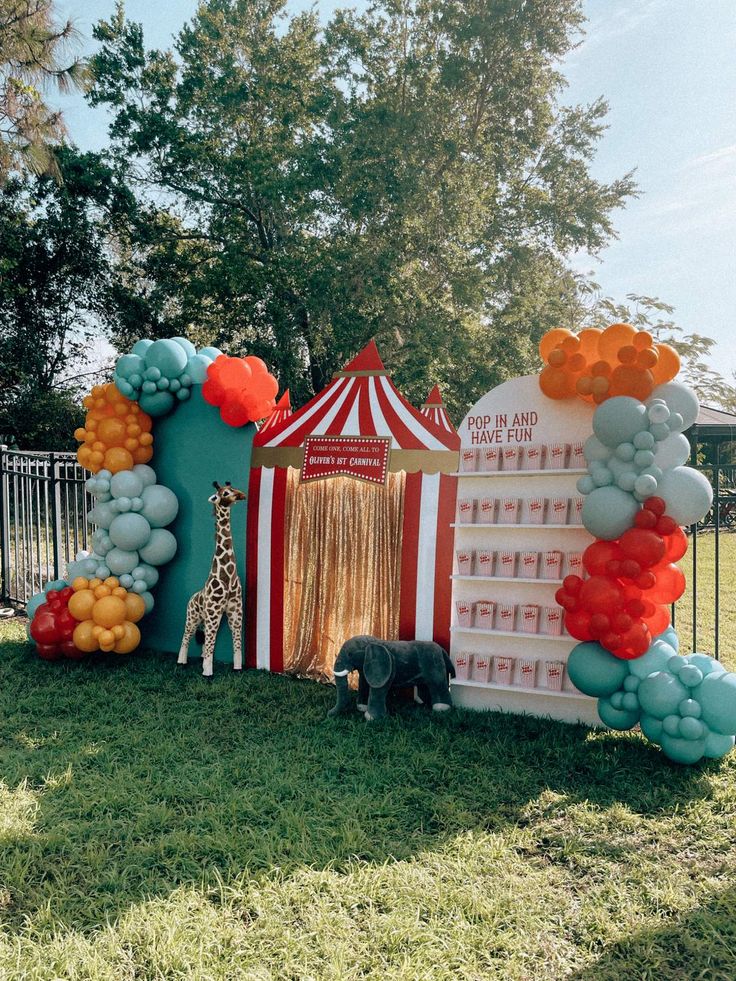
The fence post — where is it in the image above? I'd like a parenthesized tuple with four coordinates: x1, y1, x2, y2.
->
(49, 452, 63, 582)
(0, 446, 9, 604)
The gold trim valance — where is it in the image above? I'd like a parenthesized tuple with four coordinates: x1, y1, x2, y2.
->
(252, 446, 459, 475)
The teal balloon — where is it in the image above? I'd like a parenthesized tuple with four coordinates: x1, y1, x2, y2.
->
(131, 497, 143, 511)
(172, 336, 197, 358)
(567, 642, 629, 697)
(659, 734, 706, 765)
(144, 365, 162, 382)
(593, 397, 649, 448)
(119, 574, 134, 589)
(678, 716, 705, 741)
(156, 377, 170, 390)
(662, 714, 680, 737)
(132, 564, 159, 587)
(145, 338, 188, 377)
(582, 486, 640, 540)
(138, 528, 177, 566)
(115, 377, 135, 398)
(617, 472, 637, 493)
(688, 652, 725, 677)
(649, 382, 699, 432)
(633, 430, 655, 450)
(88, 501, 116, 530)
(657, 627, 679, 652)
(140, 484, 179, 528)
(628, 640, 677, 679)
(598, 696, 640, 730)
(610, 691, 624, 709)
(132, 464, 157, 488)
(622, 691, 639, 711)
(91, 530, 113, 555)
(639, 714, 663, 743)
(95, 564, 110, 579)
(653, 432, 690, 469)
(105, 547, 140, 575)
(142, 380, 157, 394)
(655, 467, 712, 526)
(703, 730, 736, 759)
(678, 664, 704, 688)
(615, 442, 636, 462)
(186, 354, 212, 384)
(26, 591, 47, 618)
(176, 387, 191, 401)
(577, 475, 595, 495)
(116, 353, 144, 379)
(695, 672, 736, 735)
(67, 556, 96, 580)
(139, 390, 176, 417)
(109, 513, 152, 552)
(110, 470, 144, 500)
(114, 497, 132, 513)
(141, 590, 155, 613)
(199, 346, 222, 361)
(634, 474, 658, 498)
(679, 698, 701, 719)
(132, 339, 154, 357)
(637, 671, 688, 720)
(623, 675, 640, 692)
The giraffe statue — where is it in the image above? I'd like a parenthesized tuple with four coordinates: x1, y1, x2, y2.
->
(177, 480, 246, 677)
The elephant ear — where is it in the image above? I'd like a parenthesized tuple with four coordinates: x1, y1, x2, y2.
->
(364, 643, 394, 688)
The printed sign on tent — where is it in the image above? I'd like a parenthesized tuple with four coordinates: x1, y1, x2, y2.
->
(301, 435, 391, 485)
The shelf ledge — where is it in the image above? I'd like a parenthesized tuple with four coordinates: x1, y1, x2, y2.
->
(451, 575, 563, 584)
(451, 678, 589, 700)
(451, 626, 571, 640)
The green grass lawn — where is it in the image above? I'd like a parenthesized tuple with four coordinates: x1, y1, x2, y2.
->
(1, 618, 736, 980)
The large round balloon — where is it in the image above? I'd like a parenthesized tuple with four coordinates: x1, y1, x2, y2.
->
(592, 397, 649, 448)
(652, 432, 690, 470)
(138, 528, 177, 565)
(566, 642, 630, 697)
(108, 512, 152, 552)
(637, 671, 688, 720)
(659, 733, 707, 765)
(582, 486, 641, 540)
(649, 382, 699, 431)
(140, 484, 179, 528)
(655, 467, 713, 526)
(695, 672, 736, 735)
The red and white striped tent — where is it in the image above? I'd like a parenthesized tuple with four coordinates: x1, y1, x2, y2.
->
(420, 384, 456, 433)
(259, 390, 292, 433)
(245, 341, 460, 672)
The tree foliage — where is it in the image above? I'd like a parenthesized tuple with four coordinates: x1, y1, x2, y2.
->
(89, 0, 635, 417)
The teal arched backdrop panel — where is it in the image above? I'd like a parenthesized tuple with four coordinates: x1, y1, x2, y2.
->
(144, 387, 254, 663)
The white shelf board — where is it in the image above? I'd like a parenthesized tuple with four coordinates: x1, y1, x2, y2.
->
(451, 575, 563, 584)
(451, 626, 571, 641)
(452, 469, 586, 478)
(452, 678, 588, 700)
(452, 523, 586, 530)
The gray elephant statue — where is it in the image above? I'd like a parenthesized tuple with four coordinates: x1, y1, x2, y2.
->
(328, 635, 455, 721)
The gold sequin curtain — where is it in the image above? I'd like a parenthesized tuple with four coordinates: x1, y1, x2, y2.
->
(283, 469, 405, 681)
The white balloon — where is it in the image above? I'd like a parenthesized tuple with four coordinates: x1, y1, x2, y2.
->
(649, 382, 699, 432)
(656, 466, 713, 526)
(653, 432, 691, 470)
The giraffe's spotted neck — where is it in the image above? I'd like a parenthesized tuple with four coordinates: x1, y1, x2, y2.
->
(210, 503, 234, 577)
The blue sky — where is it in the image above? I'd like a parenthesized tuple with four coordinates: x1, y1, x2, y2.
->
(52, 0, 736, 377)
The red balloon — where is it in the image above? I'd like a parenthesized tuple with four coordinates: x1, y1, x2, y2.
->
(62, 640, 87, 659)
(563, 575, 584, 595)
(664, 526, 688, 562)
(634, 509, 658, 530)
(648, 562, 686, 604)
(579, 575, 625, 613)
(644, 604, 671, 636)
(30, 607, 61, 646)
(583, 541, 623, 576)
(590, 613, 611, 635)
(36, 643, 63, 661)
(565, 609, 594, 640)
(619, 527, 666, 568)
(644, 496, 666, 517)
(657, 516, 677, 536)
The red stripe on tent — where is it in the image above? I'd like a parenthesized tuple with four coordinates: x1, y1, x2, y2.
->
(268, 466, 288, 673)
(375, 377, 424, 448)
(245, 466, 262, 669)
(257, 377, 349, 447)
(432, 474, 457, 651)
(327, 379, 360, 434)
(359, 379, 377, 436)
(399, 471, 422, 639)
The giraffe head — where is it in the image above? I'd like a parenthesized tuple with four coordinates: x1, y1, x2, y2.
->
(208, 481, 247, 511)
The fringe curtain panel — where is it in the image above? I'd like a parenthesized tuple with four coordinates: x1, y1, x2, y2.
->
(283, 469, 405, 681)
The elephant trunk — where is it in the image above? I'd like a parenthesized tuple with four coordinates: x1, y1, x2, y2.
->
(327, 658, 352, 716)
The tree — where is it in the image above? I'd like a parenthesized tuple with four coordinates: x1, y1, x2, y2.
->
(0, 0, 86, 179)
(89, 0, 635, 417)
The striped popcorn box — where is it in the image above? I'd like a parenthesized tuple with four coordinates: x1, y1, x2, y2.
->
(570, 440, 586, 469)
(565, 551, 584, 577)
(524, 496, 546, 524)
(498, 497, 520, 524)
(519, 603, 540, 634)
(474, 599, 496, 629)
(471, 652, 492, 683)
(496, 602, 516, 632)
(452, 651, 473, 681)
(480, 446, 501, 471)
(544, 660, 565, 690)
(455, 548, 473, 575)
(541, 550, 563, 579)
(460, 447, 478, 472)
(497, 549, 516, 577)
(455, 600, 473, 627)
(544, 442, 570, 470)
(521, 443, 544, 470)
(475, 548, 494, 577)
(457, 498, 477, 523)
(570, 496, 585, 524)
(494, 655, 514, 685)
(518, 658, 537, 688)
(547, 497, 569, 525)
(541, 606, 564, 636)
(519, 551, 539, 578)
(478, 496, 496, 523)
(502, 445, 520, 470)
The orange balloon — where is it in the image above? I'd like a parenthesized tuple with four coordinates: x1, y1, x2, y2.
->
(92, 595, 127, 629)
(68, 589, 95, 622)
(97, 417, 127, 444)
(577, 328, 603, 359)
(539, 328, 574, 362)
(73, 620, 100, 653)
(651, 343, 681, 385)
(636, 348, 658, 369)
(617, 345, 637, 364)
(599, 323, 636, 362)
(633, 330, 653, 350)
(576, 375, 594, 396)
(608, 365, 654, 401)
(114, 621, 141, 654)
(132, 445, 154, 465)
(539, 365, 575, 399)
(103, 446, 134, 473)
(123, 593, 146, 624)
(548, 348, 567, 366)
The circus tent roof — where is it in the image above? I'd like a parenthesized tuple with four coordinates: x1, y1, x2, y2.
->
(259, 390, 292, 433)
(420, 384, 456, 434)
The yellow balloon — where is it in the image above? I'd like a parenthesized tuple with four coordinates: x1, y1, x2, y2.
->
(73, 620, 100, 653)
(68, 589, 95, 623)
(92, 595, 127, 629)
(114, 621, 141, 654)
(123, 593, 146, 624)
(72, 576, 90, 592)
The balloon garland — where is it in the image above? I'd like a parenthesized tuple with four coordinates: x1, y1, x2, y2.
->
(537, 324, 736, 764)
(27, 337, 279, 662)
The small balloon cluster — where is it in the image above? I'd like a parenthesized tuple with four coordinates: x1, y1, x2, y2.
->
(67, 576, 146, 654)
(556, 497, 686, 659)
(28, 585, 83, 660)
(113, 338, 223, 417)
(74, 383, 153, 474)
(568, 633, 736, 765)
(202, 354, 279, 427)
(539, 323, 680, 404)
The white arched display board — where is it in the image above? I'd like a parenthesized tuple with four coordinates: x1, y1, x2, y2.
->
(451, 375, 599, 725)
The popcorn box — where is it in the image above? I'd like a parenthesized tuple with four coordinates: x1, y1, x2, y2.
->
(565, 551, 584, 577)
(547, 497, 569, 525)
(452, 651, 473, 681)
(544, 659, 565, 690)
(541, 606, 564, 636)
(497, 549, 516, 577)
(455, 549, 473, 575)
(457, 498, 477, 524)
(525, 496, 546, 524)
(471, 652, 492, 683)
(502, 445, 521, 470)
(460, 447, 478, 472)
(570, 440, 586, 469)
(570, 496, 585, 524)
(518, 658, 537, 688)
(519, 550, 539, 578)
(475, 548, 494, 577)
(541, 550, 563, 579)
(545, 442, 570, 470)
(498, 497, 520, 524)
(521, 443, 544, 470)
(480, 446, 501, 472)
(519, 603, 540, 634)
(478, 496, 496, 524)
(455, 600, 473, 627)
(474, 600, 496, 629)
(494, 655, 514, 685)
(496, 602, 516, 632)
